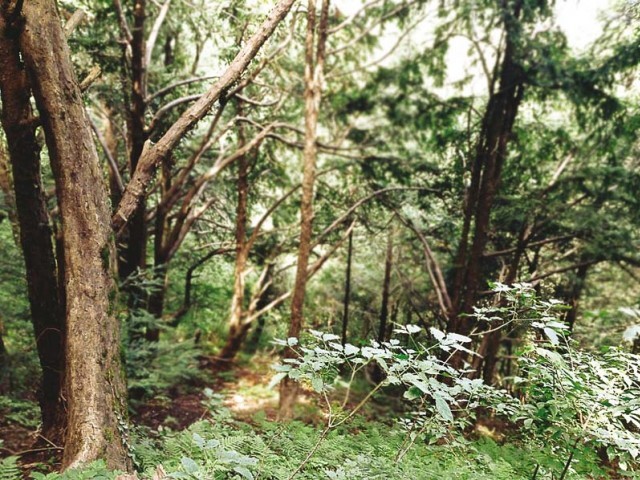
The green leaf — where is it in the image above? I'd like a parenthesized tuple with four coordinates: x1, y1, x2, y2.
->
(181, 457, 199, 474)
(312, 376, 324, 392)
(234, 466, 255, 480)
(434, 393, 454, 422)
(268, 372, 288, 389)
(344, 343, 360, 356)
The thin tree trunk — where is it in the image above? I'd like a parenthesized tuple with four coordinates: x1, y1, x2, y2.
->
(341, 229, 354, 346)
(472, 224, 530, 382)
(220, 100, 251, 363)
(145, 149, 173, 341)
(245, 280, 274, 354)
(16, 0, 130, 469)
(0, 18, 66, 444)
(119, 0, 148, 292)
(370, 229, 393, 384)
(378, 230, 394, 344)
(564, 263, 590, 333)
(279, 0, 330, 419)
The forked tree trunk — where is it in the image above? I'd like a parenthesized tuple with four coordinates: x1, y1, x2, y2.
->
(447, 1, 525, 369)
(279, 0, 330, 419)
(16, 0, 130, 470)
(0, 17, 66, 444)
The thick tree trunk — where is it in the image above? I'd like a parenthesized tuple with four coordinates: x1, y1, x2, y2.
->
(16, 0, 130, 469)
(341, 229, 354, 346)
(0, 145, 19, 242)
(447, 2, 525, 369)
(279, 0, 330, 419)
(0, 18, 66, 443)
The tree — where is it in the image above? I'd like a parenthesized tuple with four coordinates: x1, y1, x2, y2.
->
(279, 0, 331, 418)
(0, 13, 65, 444)
(0, 0, 297, 468)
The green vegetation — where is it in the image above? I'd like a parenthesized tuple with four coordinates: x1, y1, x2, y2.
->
(1, 0, 640, 478)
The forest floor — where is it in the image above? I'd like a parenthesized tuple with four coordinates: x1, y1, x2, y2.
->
(1, 354, 315, 477)
(0, 352, 625, 479)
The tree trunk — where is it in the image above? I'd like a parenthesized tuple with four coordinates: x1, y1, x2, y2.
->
(279, 0, 330, 419)
(0, 17, 66, 444)
(564, 263, 590, 333)
(377, 230, 394, 343)
(118, 0, 148, 284)
(341, 229, 354, 346)
(471, 224, 531, 383)
(16, 0, 130, 469)
(221, 101, 251, 364)
(0, 145, 19, 243)
(447, 1, 525, 369)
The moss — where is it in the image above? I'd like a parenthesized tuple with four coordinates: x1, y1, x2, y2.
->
(100, 243, 110, 271)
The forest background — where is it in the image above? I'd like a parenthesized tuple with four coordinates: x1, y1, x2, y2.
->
(0, 0, 640, 478)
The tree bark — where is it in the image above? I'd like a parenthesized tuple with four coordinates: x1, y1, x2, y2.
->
(563, 263, 590, 333)
(279, 0, 330, 419)
(341, 229, 354, 346)
(378, 230, 394, 344)
(0, 15, 66, 444)
(220, 100, 251, 363)
(447, 1, 525, 369)
(16, 0, 130, 469)
(118, 0, 148, 284)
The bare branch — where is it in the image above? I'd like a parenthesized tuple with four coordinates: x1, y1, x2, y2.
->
(146, 0, 172, 70)
(112, 0, 297, 236)
(88, 116, 124, 195)
(147, 75, 218, 102)
(146, 94, 202, 133)
(64, 9, 86, 37)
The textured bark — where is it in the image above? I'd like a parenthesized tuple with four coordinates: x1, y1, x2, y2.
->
(279, 0, 330, 419)
(0, 145, 19, 242)
(16, 0, 130, 469)
(220, 102, 251, 363)
(341, 230, 354, 346)
(118, 0, 148, 284)
(447, 2, 525, 369)
(0, 16, 66, 443)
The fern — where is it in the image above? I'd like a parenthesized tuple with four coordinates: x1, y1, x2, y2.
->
(0, 456, 20, 480)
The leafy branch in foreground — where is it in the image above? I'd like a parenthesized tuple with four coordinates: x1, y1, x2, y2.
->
(271, 326, 515, 477)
